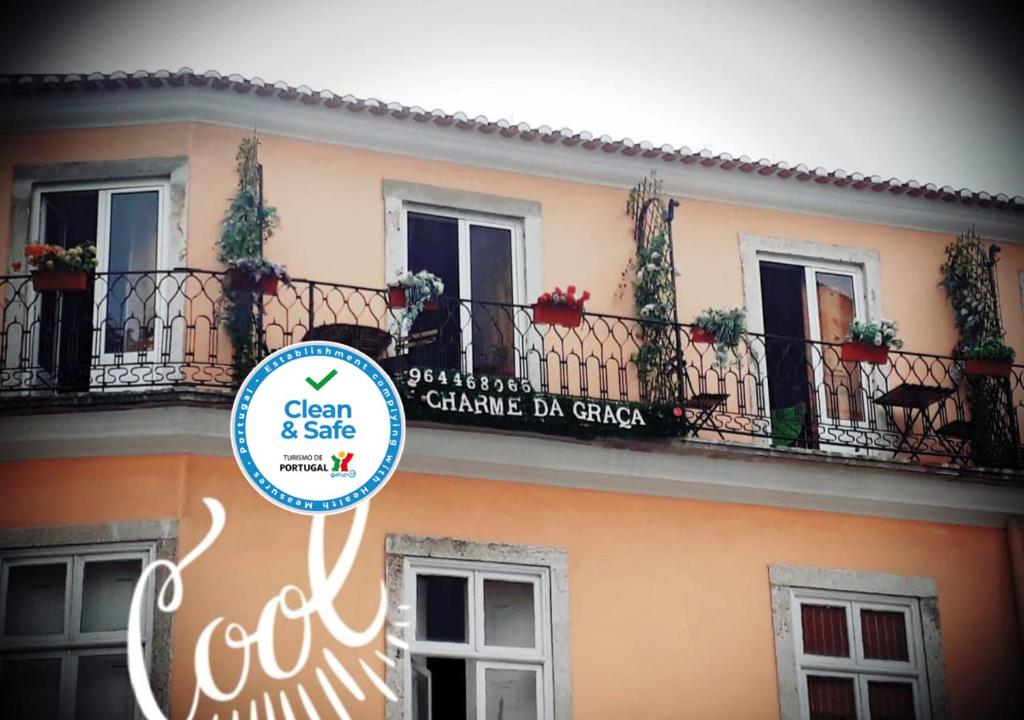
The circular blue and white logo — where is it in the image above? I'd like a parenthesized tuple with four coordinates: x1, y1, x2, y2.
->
(230, 342, 406, 515)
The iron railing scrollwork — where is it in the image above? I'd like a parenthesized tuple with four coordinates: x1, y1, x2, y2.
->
(1, 269, 1021, 472)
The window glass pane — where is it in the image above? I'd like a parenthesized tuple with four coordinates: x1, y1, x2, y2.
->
(81, 559, 143, 634)
(419, 656, 467, 719)
(469, 225, 515, 377)
(801, 604, 850, 657)
(867, 680, 916, 720)
(807, 675, 857, 720)
(4, 563, 66, 636)
(484, 579, 535, 648)
(38, 191, 98, 389)
(105, 191, 159, 354)
(416, 574, 468, 643)
(0, 656, 62, 719)
(407, 212, 461, 371)
(816, 271, 864, 422)
(484, 667, 537, 720)
(75, 652, 135, 720)
(860, 609, 910, 662)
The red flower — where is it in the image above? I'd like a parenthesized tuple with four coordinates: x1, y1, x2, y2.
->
(567, 284, 576, 295)
(581, 290, 591, 301)
(554, 286, 563, 295)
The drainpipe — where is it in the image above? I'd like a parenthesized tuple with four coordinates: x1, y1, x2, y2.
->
(1008, 516, 1024, 657)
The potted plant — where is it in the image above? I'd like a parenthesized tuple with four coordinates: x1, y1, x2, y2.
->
(387, 270, 444, 311)
(534, 285, 590, 328)
(841, 319, 903, 364)
(691, 307, 746, 366)
(24, 243, 97, 292)
(961, 338, 1016, 378)
(225, 258, 291, 295)
(389, 270, 445, 334)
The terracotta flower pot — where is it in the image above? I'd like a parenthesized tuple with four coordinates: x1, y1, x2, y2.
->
(387, 287, 438, 310)
(690, 326, 716, 344)
(963, 358, 1013, 379)
(533, 303, 583, 328)
(840, 341, 889, 365)
(31, 269, 89, 292)
(226, 269, 279, 295)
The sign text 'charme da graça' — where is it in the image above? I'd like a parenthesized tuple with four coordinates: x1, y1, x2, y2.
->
(399, 367, 687, 437)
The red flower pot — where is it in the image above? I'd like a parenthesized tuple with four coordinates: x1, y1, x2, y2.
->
(386, 287, 438, 311)
(226, 270, 279, 295)
(31, 269, 89, 292)
(690, 326, 716, 344)
(533, 303, 583, 328)
(964, 358, 1013, 378)
(840, 341, 889, 365)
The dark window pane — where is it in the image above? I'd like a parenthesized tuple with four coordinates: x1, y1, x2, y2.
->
(407, 212, 461, 370)
(81, 559, 142, 633)
(4, 563, 66, 636)
(423, 656, 466, 720)
(801, 604, 850, 657)
(867, 681, 915, 720)
(38, 191, 98, 390)
(807, 675, 857, 720)
(416, 575, 468, 643)
(469, 225, 514, 376)
(105, 191, 159, 354)
(861, 609, 910, 662)
(0, 656, 62, 719)
(76, 653, 135, 720)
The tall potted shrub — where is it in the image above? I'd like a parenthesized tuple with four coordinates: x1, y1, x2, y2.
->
(216, 136, 283, 383)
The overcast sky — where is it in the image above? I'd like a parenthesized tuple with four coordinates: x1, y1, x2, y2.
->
(3, 0, 1022, 196)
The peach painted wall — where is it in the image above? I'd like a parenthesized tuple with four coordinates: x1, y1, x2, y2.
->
(3, 123, 1024, 359)
(1, 455, 1021, 719)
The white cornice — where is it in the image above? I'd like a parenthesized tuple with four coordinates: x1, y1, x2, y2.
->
(1, 406, 1021, 527)
(2, 87, 1023, 242)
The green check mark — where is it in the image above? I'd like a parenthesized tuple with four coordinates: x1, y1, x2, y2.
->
(305, 369, 338, 391)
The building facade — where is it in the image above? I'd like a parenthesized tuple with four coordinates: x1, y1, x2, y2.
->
(1, 69, 1024, 719)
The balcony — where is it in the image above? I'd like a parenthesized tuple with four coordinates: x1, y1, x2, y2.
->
(2, 269, 1022, 473)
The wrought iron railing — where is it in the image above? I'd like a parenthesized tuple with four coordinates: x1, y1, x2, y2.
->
(2, 269, 1022, 471)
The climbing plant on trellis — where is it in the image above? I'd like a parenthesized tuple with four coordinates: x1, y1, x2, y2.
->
(624, 174, 681, 403)
(940, 229, 1020, 467)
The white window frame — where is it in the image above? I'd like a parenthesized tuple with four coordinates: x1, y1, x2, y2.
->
(0, 542, 156, 720)
(738, 235, 889, 455)
(405, 557, 553, 720)
(383, 180, 544, 381)
(770, 565, 949, 720)
(385, 534, 570, 720)
(16, 180, 182, 391)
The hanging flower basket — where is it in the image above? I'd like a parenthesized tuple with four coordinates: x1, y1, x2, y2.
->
(690, 326, 716, 344)
(387, 286, 438, 311)
(963, 358, 1013, 379)
(840, 341, 889, 365)
(31, 269, 90, 292)
(226, 269, 280, 295)
(533, 302, 583, 328)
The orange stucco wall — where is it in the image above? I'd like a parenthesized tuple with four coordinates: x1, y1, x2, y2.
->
(0, 454, 1021, 718)
(3, 122, 1024, 358)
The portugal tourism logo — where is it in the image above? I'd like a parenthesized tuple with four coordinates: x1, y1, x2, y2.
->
(230, 342, 405, 514)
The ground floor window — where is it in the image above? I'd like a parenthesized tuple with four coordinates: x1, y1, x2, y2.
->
(387, 535, 570, 720)
(770, 565, 949, 720)
(0, 542, 156, 719)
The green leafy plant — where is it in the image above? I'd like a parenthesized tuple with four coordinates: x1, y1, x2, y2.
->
(694, 307, 747, 367)
(216, 136, 281, 384)
(940, 232, 1001, 347)
(846, 319, 903, 349)
(961, 338, 1015, 362)
(228, 258, 291, 284)
(389, 270, 445, 333)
